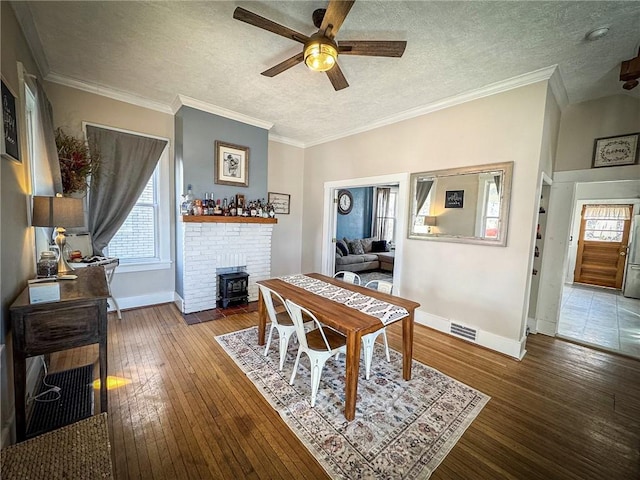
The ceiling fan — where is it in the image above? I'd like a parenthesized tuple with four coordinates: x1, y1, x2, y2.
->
(233, 0, 407, 91)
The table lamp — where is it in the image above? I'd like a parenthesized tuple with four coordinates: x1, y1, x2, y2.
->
(32, 195, 85, 274)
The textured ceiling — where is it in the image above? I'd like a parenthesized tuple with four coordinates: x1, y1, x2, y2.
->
(12, 1, 640, 146)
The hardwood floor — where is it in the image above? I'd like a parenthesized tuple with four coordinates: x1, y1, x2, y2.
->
(49, 303, 640, 479)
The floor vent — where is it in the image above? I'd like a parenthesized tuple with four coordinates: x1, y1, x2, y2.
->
(450, 323, 477, 342)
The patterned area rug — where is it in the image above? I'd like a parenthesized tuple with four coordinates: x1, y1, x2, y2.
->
(359, 270, 394, 285)
(215, 326, 490, 479)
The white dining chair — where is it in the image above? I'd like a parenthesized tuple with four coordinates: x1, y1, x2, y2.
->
(258, 284, 300, 371)
(333, 271, 361, 285)
(285, 299, 347, 407)
(362, 280, 393, 379)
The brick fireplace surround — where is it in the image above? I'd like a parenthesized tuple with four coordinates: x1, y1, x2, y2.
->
(177, 216, 277, 314)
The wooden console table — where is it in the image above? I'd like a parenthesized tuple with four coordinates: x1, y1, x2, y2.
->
(10, 267, 109, 442)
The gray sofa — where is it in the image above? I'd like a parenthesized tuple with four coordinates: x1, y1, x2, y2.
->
(335, 237, 394, 273)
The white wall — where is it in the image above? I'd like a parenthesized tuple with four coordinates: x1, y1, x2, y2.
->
(301, 82, 549, 357)
(45, 82, 176, 309)
(267, 141, 304, 276)
(555, 95, 640, 172)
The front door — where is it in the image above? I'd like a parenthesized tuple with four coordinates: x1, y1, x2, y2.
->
(574, 204, 632, 289)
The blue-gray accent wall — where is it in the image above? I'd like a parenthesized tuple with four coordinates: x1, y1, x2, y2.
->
(174, 107, 269, 299)
(337, 187, 374, 241)
(176, 106, 269, 202)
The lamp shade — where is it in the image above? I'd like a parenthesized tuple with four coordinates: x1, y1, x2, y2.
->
(32, 196, 85, 228)
(424, 216, 437, 227)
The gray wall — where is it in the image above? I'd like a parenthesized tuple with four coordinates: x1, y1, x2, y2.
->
(176, 106, 269, 202)
(174, 106, 269, 299)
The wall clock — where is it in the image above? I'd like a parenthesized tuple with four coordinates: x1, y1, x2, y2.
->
(338, 190, 353, 215)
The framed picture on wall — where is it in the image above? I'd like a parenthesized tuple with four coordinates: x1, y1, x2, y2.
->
(1, 78, 21, 163)
(268, 192, 290, 214)
(215, 140, 249, 186)
(592, 132, 639, 168)
(444, 190, 464, 208)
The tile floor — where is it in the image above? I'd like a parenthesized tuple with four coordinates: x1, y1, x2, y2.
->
(557, 283, 640, 359)
(182, 301, 259, 325)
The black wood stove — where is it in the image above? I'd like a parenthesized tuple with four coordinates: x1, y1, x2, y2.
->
(217, 272, 249, 308)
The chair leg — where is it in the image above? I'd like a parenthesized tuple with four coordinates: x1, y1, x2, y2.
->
(264, 325, 275, 356)
(289, 350, 302, 385)
(278, 331, 291, 371)
(109, 297, 122, 320)
(309, 355, 329, 407)
(381, 329, 390, 362)
(362, 335, 374, 380)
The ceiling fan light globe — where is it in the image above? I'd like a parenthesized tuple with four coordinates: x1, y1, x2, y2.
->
(304, 38, 338, 72)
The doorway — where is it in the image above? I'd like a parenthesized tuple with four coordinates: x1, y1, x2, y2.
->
(573, 204, 632, 289)
(321, 173, 409, 296)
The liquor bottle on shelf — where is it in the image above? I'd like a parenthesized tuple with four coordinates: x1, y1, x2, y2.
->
(182, 184, 195, 215)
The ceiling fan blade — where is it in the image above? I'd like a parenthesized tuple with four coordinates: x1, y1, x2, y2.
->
(320, 0, 355, 39)
(233, 7, 309, 44)
(261, 52, 304, 77)
(339, 41, 407, 57)
(326, 63, 349, 91)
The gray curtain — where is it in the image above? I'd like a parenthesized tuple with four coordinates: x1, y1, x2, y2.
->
(374, 187, 391, 240)
(86, 126, 167, 255)
(36, 79, 63, 194)
(416, 180, 433, 212)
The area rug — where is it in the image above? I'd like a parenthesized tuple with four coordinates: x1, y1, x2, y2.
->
(215, 326, 490, 479)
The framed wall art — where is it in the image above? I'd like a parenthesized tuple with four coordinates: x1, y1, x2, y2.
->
(268, 192, 290, 214)
(592, 132, 639, 168)
(444, 190, 464, 208)
(1, 78, 20, 163)
(215, 140, 249, 186)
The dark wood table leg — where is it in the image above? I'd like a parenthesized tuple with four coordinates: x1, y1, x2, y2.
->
(13, 354, 26, 442)
(402, 312, 415, 380)
(257, 289, 266, 346)
(99, 335, 108, 413)
(344, 331, 362, 421)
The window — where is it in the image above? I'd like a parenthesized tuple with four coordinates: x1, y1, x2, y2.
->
(374, 187, 398, 242)
(582, 205, 631, 242)
(105, 168, 159, 262)
(481, 180, 501, 239)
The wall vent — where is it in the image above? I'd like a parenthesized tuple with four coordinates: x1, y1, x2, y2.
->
(450, 322, 477, 342)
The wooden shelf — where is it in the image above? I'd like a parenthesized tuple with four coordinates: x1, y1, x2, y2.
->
(181, 215, 277, 224)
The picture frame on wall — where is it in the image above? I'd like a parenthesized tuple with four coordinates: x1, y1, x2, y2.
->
(592, 132, 639, 168)
(215, 140, 249, 186)
(268, 192, 290, 214)
(1, 78, 21, 163)
(444, 190, 464, 208)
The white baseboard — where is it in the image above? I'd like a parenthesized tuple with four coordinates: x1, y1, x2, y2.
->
(527, 317, 538, 334)
(415, 310, 527, 360)
(110, 291, 175, 313)
(174, 292, 184, 313)
(536, 319, 557, 337)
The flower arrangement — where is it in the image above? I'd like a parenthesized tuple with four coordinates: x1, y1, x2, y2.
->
(56, 128, 99, 194)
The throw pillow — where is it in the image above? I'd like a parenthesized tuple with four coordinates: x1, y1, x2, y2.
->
(371, 240, 390, 252)
(348, 239, 365, 255)
(336, 240, 349, 257)
(360, 237, 376, 253)
(335, 247, 343, 258)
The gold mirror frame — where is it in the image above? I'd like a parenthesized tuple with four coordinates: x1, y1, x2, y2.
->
(408, 161, 513, 246)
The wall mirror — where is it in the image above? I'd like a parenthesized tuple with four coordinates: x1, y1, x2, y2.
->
(408, 161, 513, 246)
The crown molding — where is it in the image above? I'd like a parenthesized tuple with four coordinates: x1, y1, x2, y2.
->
(11, 2, 49, 78)
(304, 65, 559, 148)
(172, 95, 273, 131)
(45, 72, 173, 114)
(268, 134, 305, 148)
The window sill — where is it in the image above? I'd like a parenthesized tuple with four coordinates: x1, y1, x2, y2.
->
(115, 260, 173, 274)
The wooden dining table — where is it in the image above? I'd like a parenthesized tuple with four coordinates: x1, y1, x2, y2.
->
(256, 273, 421, 421)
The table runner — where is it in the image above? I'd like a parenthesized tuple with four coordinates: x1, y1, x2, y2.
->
(280, 274, 409, 325)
